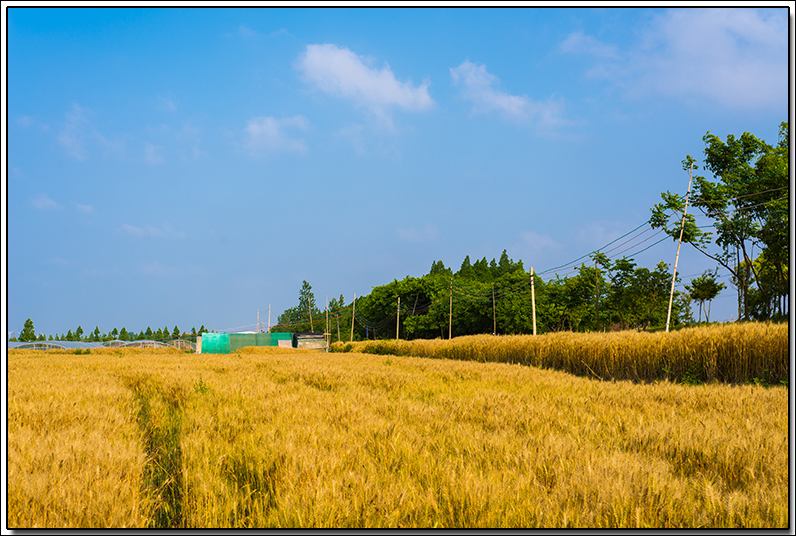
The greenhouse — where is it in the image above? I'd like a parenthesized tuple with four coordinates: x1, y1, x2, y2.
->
(7, 339, 192, 351)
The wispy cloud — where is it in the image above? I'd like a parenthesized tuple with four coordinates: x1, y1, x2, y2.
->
(560, 8, 787, 110)
(238, 24, 256, 38)
(31, 194, 61, 210)
(559, 31, 619, 59)
(58, 103, 89, 160)
(244, 115, 309, 155)
(143, 142, 165, 165)
(121, 223, 184, 238)
(450, 60, 566, 128)
(296, 44, 434, 126)
(576, 221, 633, 250)
(76, 203, 94, 214)
(157, 96, 178, 113)
(396, 224, 439, 244)
(512, 230, 562, 261)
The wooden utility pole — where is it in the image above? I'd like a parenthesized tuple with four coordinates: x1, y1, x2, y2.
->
(448, 278, 453, 340)
(396, 297, 400, 340)
(666, 162, 694, 333)
(595, 260, 599, 330)
(350, 293, 356, 342)
(492, 283, 496, 335)
(530, 267, 537, 335)
(308, 297, 314, 332)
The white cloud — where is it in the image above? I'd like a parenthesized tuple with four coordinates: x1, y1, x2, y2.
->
(58, 103, 89, 160)
(559, 31, 619, 59)
(157, 96, 178, 113)
(512, 231, 562, 259)
(296, 44, 433, 125)
(450, 60, 566, 127)
(561, 8, 787, 110)
(396, 224, 439, 244)
(244, 115, 309, 154)
(31, 194, 61, 210)
(143, 142, 165, 165)
(121, 223, 146, 237)
(576, 221, 631, 250)
(121, 223, 184, 238)
(76, 203, 94, 214)
(238, 24, 256, 38)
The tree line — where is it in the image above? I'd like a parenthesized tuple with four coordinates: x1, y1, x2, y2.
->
(275, 123, 788, 340)
(272, 249, 693, 342)
(10, 320, 209, 344)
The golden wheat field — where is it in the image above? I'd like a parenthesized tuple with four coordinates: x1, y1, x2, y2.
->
(7, 339, 789, 528)
(335, 322, 789, 385)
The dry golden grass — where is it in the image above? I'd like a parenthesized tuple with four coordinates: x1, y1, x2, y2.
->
(7, 345, 788, 528)
(335, 322, 788, 385)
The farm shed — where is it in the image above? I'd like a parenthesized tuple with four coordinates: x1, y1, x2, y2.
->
(198, 332, 293, 354)
(292, 332, 327, 350)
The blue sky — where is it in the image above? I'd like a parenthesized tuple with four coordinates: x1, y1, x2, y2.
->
(4, 6, 790, 337)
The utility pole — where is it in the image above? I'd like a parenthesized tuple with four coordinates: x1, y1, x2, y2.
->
(396, 297, 400, 340)
(325, 295, 329, 351)
(492, 283, 496, 335)
(308, 297, 314, 332)
(449, 278, 453, 340)
(595, 260, 599, 330)
(350, 293, 356, 342)
(530, 267, 537, 336)
(666, 161, 694, 333)
(268, 304, 271, 332)
(257, 309, 260, 333)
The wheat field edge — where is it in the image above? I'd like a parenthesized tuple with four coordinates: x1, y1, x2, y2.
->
(7, 326, 789, 528)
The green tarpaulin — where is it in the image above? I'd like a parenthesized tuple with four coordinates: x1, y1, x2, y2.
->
(200, 332, 293, 354)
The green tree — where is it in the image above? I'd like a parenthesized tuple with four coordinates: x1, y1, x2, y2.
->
(172, 326, 181, 338)
(119, 327, 129, 341)
(19, 318, 36, 342)
(686, 270, 726, 323)
(651, 123, 788, 320)
(277, 281, 322, 329)
(457, 255, 474, 279)
(91, 326, 101, 342)
(75, 326, 84, 341)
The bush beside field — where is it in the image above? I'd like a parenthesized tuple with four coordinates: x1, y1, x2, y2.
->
(332, 323, 789, 385)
